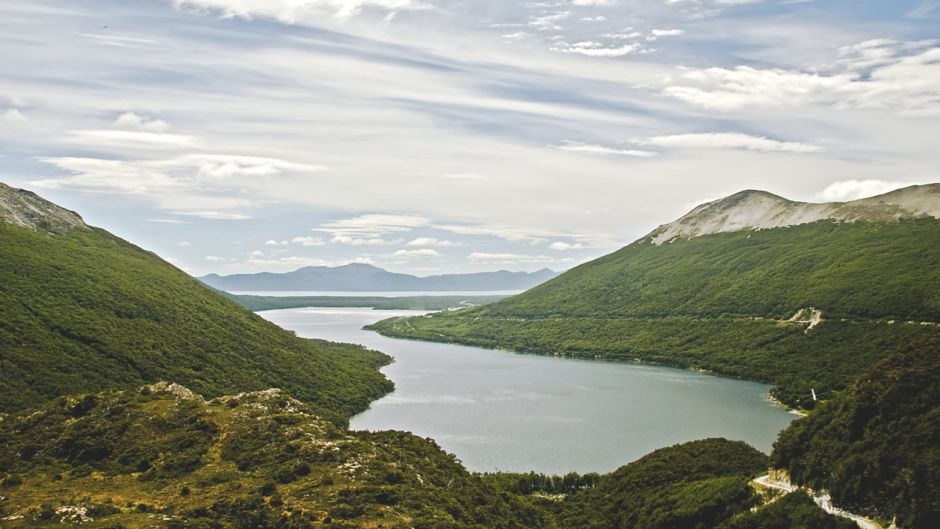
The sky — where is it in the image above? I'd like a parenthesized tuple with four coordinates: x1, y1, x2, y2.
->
(0, 0, 938, 277)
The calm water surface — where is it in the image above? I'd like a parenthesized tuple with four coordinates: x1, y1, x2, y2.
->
(261, 307, 796, 474)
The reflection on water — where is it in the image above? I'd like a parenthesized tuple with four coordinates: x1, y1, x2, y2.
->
(260, 307, 796, 474)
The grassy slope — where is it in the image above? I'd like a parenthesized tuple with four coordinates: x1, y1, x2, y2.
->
(369, 220, 940, 408)
(0, 222, 391, 422)
(0, 385, 851, 529)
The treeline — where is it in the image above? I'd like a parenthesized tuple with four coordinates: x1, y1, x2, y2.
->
(482, 471, 601, 495)
(369, 314, 939, 409)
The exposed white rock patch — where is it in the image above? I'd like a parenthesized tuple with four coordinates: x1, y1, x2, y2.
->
(647, 184, 940, 245)
(0, 182, 87, 233)
(787, 308, 824, 333)
(55, 505, 93, 524)
(143, 381, 204, 402)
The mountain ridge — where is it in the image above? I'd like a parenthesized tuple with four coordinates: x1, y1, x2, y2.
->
(200, 263, 558, 292)
(647, 184, 940, 244)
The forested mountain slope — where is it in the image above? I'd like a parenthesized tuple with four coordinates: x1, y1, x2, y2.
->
(370, 186, 940, 408)
(772, 333, 940, 529)
(0, 182, 391, 422)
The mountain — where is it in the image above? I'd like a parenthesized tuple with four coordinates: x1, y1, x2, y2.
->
(0, 182, 391, 422)
(647, 185, 940, 244)
(199, 263, 558, 292)
(369, 184, 940, 408)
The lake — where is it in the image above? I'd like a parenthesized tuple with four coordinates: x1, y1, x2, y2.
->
(260, 307, 797, 475)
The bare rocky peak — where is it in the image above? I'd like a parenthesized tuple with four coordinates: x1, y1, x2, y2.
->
(0, 182, 87, 233)
(647, 184, 940, 245)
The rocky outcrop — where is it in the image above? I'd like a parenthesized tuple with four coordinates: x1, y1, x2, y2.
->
(647, 184, 940, 245)
(0, 182, 87, 233)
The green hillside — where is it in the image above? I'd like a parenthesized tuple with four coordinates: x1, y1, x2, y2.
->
(0, 385, 851, 529)
(772, 334, 940, 529)
(0, 219, 391, 423)
(370, 219, 940, 408)
(0, 383, 551, 529)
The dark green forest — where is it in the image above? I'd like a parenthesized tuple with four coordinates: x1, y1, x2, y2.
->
(773, 334, 940, 529)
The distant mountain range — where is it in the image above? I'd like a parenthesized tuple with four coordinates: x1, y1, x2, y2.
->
(199, 263, 558, 292)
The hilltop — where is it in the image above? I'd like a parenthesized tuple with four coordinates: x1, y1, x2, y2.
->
(0, 182, 391, 422)
(200, 263, 558, 292)
(647, 184, 940, 244)
(0, 182, 87, 233)
(369, 185, 940, 408)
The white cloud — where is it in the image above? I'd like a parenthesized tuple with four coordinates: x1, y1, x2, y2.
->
(467, 252, 554, 263)
(554, 41, 643, 57)
(148, 218, 186, 224)
(441, 173, 490, 181)
(32, 153, 321, 219)
(331, 234, 400, 246)
(642, 132, 824, 153)
(174, 210, 252, 220)
(815, 179, 921, 202)
(115, 112, 170, 132)
(908, 0, 940, 18)
(393, 248, 441, 258)
(315, 213, 429, 238)
(528, 11, 571, 30)
(290, 236, 325, 246)
(172, 0, 428, 21)
(2, 109, 28, 123)
(662, 42, 940, 115)
(647, 28, 683, 41)
(178, 240, 192, 247)
(555, 141, 657, 157)
(549, 241, 582, 250)
(407, 237, 461, 246)
(66, 129, 197, 149)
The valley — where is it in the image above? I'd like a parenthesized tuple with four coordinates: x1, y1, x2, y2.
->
(1, 182, 937, 529)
